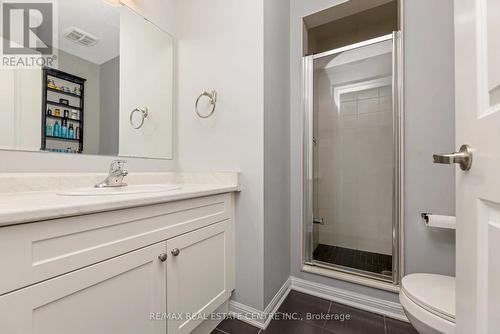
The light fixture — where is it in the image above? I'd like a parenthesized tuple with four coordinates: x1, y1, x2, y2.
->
(103, 0, 122, 6)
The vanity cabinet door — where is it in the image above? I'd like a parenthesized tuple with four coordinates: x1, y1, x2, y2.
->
(0, 242, 167, 334)
(166, 220, 234, 334)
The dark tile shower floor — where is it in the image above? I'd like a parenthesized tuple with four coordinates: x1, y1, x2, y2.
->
(313, 244, 392, 276)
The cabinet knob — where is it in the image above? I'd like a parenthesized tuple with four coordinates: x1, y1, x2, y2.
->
(171, 248, 180, 256)
(158, 253, 168, 262)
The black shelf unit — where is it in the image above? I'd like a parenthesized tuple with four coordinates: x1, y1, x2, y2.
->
(41, 68, 86, 153)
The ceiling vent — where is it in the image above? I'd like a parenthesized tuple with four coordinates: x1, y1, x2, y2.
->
(62, 27, 99, 47)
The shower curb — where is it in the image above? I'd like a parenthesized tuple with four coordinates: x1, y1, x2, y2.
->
(290, 276, 408, 322)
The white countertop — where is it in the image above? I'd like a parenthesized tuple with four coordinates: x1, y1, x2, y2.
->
(0, 172, 239, 227)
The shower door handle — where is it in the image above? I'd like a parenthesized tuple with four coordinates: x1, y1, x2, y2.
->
(313, 217, 324, 225)
(433, 144, 473, 171)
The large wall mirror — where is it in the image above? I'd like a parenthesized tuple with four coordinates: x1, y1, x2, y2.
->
(0, 0, 174, 159)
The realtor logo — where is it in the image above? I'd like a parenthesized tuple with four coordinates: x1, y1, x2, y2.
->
(3, 2, 53, 54)
(1, 1, 57, 68)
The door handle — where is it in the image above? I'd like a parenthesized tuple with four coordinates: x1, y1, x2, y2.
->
(433, 144, 472, 171)
(171, 248, 180, 257)
(313, 217, 325, 225)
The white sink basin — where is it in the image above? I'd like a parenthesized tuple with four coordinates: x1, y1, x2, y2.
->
(58, 184, 181, 196)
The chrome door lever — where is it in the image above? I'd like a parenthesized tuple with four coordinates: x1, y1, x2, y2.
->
(433, 144, 473, 171)
(313, 217, 324, 225)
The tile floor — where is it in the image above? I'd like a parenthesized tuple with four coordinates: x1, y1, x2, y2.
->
(313, 244, 392, 277)
(212, 290, 418, 334)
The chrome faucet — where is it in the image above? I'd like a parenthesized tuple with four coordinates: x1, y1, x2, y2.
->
(95, 160, 129, 188)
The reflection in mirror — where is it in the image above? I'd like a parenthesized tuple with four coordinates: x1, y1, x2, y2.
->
(0, 0, 174, 159)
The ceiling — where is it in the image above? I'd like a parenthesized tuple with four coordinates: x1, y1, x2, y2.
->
(57, 0, 120, 65)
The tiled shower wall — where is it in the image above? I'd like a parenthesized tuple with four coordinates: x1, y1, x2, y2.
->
(314, 72, 393, 255)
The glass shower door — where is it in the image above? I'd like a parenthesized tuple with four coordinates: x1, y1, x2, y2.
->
(304, 34, 401, 283)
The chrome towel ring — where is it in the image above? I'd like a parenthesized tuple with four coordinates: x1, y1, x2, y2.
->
(195, 90, 217, 118)
(130, 107, 148, 129)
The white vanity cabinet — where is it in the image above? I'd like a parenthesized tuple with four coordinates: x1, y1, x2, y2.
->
(0, 193, 235, 334)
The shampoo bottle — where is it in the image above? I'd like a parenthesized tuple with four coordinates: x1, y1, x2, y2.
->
(61, 120, 67, 138)
(46, 123, 52, 136)
(53, 121, 60, 137)
(68, 124, 74, 139)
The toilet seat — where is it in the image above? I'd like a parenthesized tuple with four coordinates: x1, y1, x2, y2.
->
(400, 274, 455, 334)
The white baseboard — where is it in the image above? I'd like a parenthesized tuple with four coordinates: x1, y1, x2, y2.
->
(228, 277, 292, 329)
(290, 276, 408, 322)
(228, 276, 408, 329)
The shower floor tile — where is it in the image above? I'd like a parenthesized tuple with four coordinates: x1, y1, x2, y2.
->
(313, 244, 392, 276)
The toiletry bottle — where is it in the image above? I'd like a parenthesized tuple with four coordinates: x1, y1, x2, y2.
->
(53, 121, 60, 137)
(61, 120, 68, 138)
(75, 126, 80, 140)
(68, 124, 74, 139)
(46, 123, 52, 136)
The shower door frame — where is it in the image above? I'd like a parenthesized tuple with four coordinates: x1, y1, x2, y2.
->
(301, 32, 405, 291)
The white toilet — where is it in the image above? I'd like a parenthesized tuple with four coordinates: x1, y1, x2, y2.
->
(399, 274, 456, 334)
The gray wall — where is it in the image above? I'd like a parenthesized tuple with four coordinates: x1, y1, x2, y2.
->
(263, 0, 291, 306)
(404, 0, 455, 276)
(290, 0, 456, 303)
(177, 0, 292, 310)
(175, 0, 265, 310)
(99, 57, 120, 156)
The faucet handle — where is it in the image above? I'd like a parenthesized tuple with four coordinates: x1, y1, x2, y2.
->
(109, 159, 128, 175)
(95, 160, 128, 188)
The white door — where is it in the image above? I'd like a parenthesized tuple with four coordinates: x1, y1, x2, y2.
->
(0, 242, 167, 334)
(166, 220, 234, 334)
(454, 0, 500, 333)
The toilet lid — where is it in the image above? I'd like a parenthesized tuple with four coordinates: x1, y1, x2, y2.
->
(401, 274, 455, 322)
